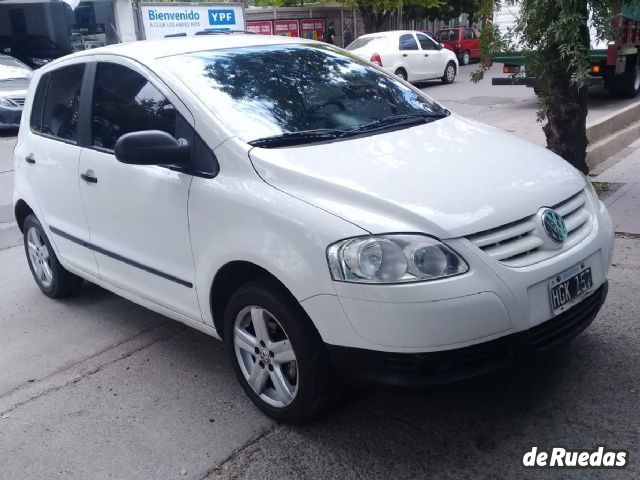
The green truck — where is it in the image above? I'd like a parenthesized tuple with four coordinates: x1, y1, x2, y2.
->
(492, 3, 640, 97)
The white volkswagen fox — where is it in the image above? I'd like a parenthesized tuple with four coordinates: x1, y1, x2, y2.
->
(13, 34, 614, 423)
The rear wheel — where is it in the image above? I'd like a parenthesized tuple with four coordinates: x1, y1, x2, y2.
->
(605, 54, 640, 98)
(461, 50, 471, 66)
(23, 214, 83, 298)
(224, 278, 340, 423)
(394, 68, 408, 81)
(442, 62, 457, 84)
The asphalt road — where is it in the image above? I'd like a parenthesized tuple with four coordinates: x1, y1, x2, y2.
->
(1, 64, 640, 479)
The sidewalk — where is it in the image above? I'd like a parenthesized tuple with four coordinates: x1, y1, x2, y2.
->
(592, 138, 640, 235)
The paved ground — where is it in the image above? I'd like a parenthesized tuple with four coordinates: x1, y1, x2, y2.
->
(2, 64, 640, 479)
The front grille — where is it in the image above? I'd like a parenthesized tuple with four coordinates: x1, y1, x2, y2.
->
(466, 190, 593, 267)
(530, 283, 606, 351)
(8, 97, 25, 106)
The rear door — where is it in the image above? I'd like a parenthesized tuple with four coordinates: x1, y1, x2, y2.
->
(23, 63, 99, 277)
(398, 33, 425, 81)
(463, 28, 479, 59)
(416, 33, 446, 78)
(78, 59, 204, 321)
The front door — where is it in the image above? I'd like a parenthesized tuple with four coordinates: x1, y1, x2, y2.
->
(22, 63, 99, 276)
(78, 59, 201, 320)
(416, 33, 446, 79)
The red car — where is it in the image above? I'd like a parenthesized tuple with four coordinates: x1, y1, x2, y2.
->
(435, 26, 480, 66)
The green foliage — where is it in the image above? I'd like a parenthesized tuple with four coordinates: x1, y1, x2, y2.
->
(404, 0, 481, 23)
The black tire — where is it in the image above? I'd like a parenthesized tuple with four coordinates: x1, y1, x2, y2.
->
(224, 278, 340, 423)
(442, 61, 457, 84)
(23, 214, 83, 298)
(394, 68, 408, 81)
(604, 54, 640, 98)
(461, 50, 471, 66)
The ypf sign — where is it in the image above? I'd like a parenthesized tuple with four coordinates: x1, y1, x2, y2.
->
(139, 3, 245, 40)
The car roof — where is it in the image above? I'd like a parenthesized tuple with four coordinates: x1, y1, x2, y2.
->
(357, 30, 430, 39)
(44, 33, 317, 67)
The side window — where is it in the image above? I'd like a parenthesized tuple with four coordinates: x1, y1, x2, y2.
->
(399, 34, 419, 51)
(91, 62, 182, 151)
(416, 34, 437, 51)
(464, 30, 475, 40)
(40, 64, 85, 142)
(30, 73, 49, 133)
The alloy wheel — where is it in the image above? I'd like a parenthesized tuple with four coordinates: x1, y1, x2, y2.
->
(233, 305, 298, 408)
(446, 65, 456, 82)
(26, 226, 53, 289)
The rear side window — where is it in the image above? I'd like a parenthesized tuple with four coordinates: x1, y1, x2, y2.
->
(29, 73, 48, 132)
(464, 29, 475, 40)
(399, 34, 418, 51)
(40, 64, 85, 143)
(91, 62, 180, 151)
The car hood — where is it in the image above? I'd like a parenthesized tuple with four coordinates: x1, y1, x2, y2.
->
(248, 115, 586, 238)
(0, 80, 29, 98)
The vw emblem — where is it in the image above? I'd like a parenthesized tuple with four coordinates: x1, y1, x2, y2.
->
(541, 208, 567, 244)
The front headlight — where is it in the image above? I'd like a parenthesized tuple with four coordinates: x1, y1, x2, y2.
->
(0, 96, 15, 107)
(30, 58, 50, 67)
(327, 234, 469, 283)
(581, 172, 600, 204)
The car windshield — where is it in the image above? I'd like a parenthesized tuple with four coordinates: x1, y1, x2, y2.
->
(0, 57, 31, 81)
(346, 36, 387, 51)
(162, 43, 447, 144)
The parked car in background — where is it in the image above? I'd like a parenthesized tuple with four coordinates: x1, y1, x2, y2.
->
(347, 30, 458, 84)
(0, 35, 71, 69)
(0, 54, 31, 130)
(435, 26, 480, 65)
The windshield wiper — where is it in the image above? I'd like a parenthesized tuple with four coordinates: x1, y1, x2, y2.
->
(349, 112, 448, 133)
(248, 129, 348, 148)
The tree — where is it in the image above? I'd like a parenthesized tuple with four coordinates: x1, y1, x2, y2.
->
(355, 0, 442, 32)
(404, 0, 481, 25)
(473, 0, 640, 173)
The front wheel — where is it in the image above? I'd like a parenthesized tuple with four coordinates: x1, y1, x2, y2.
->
(224, 278, 340, 423)
(442, 62, 457, 84)
(23, 214, 83, 298)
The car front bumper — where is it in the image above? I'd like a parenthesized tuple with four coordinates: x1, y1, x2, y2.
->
(326, 281, 607, 387)
(0, 106, 22, 129)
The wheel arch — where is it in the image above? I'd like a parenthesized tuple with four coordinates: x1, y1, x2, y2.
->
(210, 260, 318, 340)
(14, 199, 35, 233)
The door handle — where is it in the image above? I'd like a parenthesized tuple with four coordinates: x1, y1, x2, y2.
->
(80, 171, 98, 184)
(402, 53, 408, 57)
(424, 54, 429, 57)
(25, 153, 36, 164)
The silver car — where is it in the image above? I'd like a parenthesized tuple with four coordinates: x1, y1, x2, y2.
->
(0, 54, 31, 130)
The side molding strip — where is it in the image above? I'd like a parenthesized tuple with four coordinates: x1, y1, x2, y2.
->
(49, 226, 193, 288)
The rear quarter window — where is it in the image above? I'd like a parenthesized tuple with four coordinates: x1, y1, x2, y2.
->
(29, 73, 49, 133)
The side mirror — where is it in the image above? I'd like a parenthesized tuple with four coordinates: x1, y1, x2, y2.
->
(114, 130, 191, 166)
(437, 43, 444, 50)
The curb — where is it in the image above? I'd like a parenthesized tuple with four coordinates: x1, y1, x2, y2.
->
(587, 100, 640, 169)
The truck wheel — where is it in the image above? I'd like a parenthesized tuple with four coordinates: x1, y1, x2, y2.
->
(605, 54, 640, 98)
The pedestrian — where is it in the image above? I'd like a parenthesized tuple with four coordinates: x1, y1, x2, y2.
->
(325, 21, 336, 45)
(343, 23, 354, 48)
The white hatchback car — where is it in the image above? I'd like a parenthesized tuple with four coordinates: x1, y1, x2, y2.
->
(346, 30, 458, 83)
(14, 34, 613, 423)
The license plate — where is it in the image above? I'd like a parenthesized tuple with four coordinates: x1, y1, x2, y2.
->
(549, 264, 593, 314)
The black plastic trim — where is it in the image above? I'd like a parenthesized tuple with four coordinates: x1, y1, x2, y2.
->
(49, 226, 193, 288)
(326, 281, 608, 387)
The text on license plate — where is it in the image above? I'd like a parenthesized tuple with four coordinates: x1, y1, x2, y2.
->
(550, 266, 593, 313)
